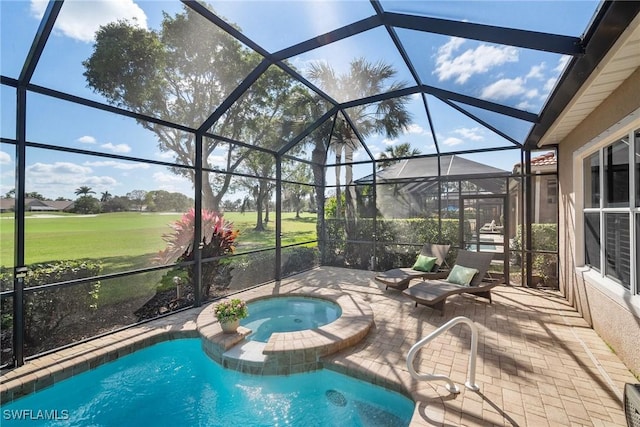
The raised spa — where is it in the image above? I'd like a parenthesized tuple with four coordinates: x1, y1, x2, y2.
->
(240, 296, 341, 342)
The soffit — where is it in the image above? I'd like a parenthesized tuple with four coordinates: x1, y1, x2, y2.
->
(538, 12, 640, 147)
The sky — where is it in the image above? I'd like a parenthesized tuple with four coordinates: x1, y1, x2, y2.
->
(0, 0, 600, 201)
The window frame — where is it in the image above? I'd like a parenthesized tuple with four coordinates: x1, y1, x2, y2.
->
(577, 122, 639, 300)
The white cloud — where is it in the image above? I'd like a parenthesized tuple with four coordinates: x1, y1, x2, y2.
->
(382, 138, 398, 146)
(207, 154, 227, 167)
(405, 124, 426, 135)
(525, 89, 539, 99)
(554, 55, 571, 74)
(369, 145, 382, 155)
(0, 152, 11, 165)
(516, 100, 535, 111)
(24, 161, 118, 198)
(434, 38, 519, 84)
(152, 171, 192, 192)
(443, 137, 464, 146)
(27, 162, 93, 176)
(526, 63, 546, 80)
(543, 77, 557, 93)
(101, 143, 131, 153)
(480, 77, 526, 101)
(83, 160, 150, 170)
(77, 135, 97, 144)
(453, 127, 484, 141)
(155, 151, 175, 160)
(30, 0, 147, 43)
(152, 171, 188, 184)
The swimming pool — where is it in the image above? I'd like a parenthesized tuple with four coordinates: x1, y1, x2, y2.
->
(2, 339, 413, 426)
(240, 296, 341, 342)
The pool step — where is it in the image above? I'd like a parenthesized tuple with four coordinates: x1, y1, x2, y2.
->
(223, 340, 267, 363)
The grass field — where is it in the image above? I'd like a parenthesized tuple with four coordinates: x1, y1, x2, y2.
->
(0, 211, 317, 272)
(1, 211, 317, 306)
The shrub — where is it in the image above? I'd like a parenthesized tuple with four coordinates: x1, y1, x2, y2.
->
(156, 209, 238, 300)
(511, 223, 558, 285)
(324, 218, 465, 269)
(282, 246, 319, 276)
(0, 261, 101, 350)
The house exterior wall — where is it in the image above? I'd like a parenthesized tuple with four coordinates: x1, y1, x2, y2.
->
(557, 67, 640, 376)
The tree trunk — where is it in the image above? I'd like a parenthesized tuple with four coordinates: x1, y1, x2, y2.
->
(254, 183, 266, 231)
(311, 143, 326, 262)
(201, 171, 218, 211)
(334, 143, 343, 219)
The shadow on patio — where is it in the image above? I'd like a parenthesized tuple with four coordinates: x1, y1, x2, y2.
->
(278, 267, 636, 426)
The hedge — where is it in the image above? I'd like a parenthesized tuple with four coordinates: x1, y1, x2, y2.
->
(0, 261, 102, 350)
(324, 218, 467, 270)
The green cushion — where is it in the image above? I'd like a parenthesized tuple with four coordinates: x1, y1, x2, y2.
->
(412, 255, 437, 272)
(446, 265, 479, 286)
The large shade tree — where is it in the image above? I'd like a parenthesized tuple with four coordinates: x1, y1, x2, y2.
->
(83, 5, 288, 211)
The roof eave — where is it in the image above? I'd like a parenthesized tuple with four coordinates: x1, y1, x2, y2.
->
(524, 1, 640, 150)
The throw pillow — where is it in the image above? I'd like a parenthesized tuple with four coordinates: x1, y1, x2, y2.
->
(412, 255, 437, 272)
(446, 265, 479, 286)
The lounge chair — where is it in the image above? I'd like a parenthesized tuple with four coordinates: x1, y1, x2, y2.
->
(402, 250, 500, 315)
(375, 244, 451, 291)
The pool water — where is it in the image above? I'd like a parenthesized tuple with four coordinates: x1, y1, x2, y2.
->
(2, 339, 413, 426)
(240, 297, 341, 343)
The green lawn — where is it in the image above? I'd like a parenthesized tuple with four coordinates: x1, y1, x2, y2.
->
(0, 211, 317, 271)
(1, 210, 317, 306)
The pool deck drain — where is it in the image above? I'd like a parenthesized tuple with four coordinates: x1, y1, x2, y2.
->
(198, 287, 374, 375)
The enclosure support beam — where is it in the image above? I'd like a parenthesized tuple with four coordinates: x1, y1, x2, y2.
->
(194, 133, 203, 307)
(275, 154, 282, 281)
(524, 150, 533, 288)
(12, 87, 27, 368)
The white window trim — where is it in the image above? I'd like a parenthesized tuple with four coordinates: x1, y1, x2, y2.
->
(573, 109, 640, 304)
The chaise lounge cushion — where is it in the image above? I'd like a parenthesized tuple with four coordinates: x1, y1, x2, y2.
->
(402, 250, 499, 315)
(375, 244, 451, 291)
(412, 255, 437, 272)
(445, 265, 478, 286)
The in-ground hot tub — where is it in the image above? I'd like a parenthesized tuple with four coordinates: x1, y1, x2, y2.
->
(240, 296, 342, 342)
(198, 287, 374, 375)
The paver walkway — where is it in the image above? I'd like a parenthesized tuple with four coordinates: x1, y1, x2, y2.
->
(2, 267, 637, 426)
(278, 267, 637, 426)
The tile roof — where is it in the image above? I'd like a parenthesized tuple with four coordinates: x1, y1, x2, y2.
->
(530, 151, 557, 166)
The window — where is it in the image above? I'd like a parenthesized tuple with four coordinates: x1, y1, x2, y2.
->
(546, 178, 557, 204)
(584, 152, 599, 208)
(636, 130, 640, 207)
(604, 138, 629, 207)
(583, 127, 638, 294)
(584, 212, 600, 271)
(604, 213, 630, 289)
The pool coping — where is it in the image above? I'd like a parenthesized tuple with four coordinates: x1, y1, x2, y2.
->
(197, 287, 375, 375)
(0, 278, 439, 425)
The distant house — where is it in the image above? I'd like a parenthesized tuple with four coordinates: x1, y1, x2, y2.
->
(509, 152, 558, 236)
(0, 198, 74, 213)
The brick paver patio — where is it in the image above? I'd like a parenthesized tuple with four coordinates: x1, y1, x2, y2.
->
(2, 266, 637, 426)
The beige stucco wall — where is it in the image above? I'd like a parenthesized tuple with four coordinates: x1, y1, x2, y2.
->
(556, 67, 640, 376)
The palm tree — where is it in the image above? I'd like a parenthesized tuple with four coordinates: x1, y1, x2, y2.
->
(377, 143, 421, 169)
(100, 191, 112, 203)
(308, 58, 412, 219)
(74, 186, 95, 197)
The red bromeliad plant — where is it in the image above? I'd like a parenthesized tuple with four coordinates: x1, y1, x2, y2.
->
(157, 209, 239, 300)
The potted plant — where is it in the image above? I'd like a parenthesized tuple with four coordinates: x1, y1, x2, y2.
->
(213, 298, 248, 333)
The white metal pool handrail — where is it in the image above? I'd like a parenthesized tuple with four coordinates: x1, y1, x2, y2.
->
(406, 316, 479, 394)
